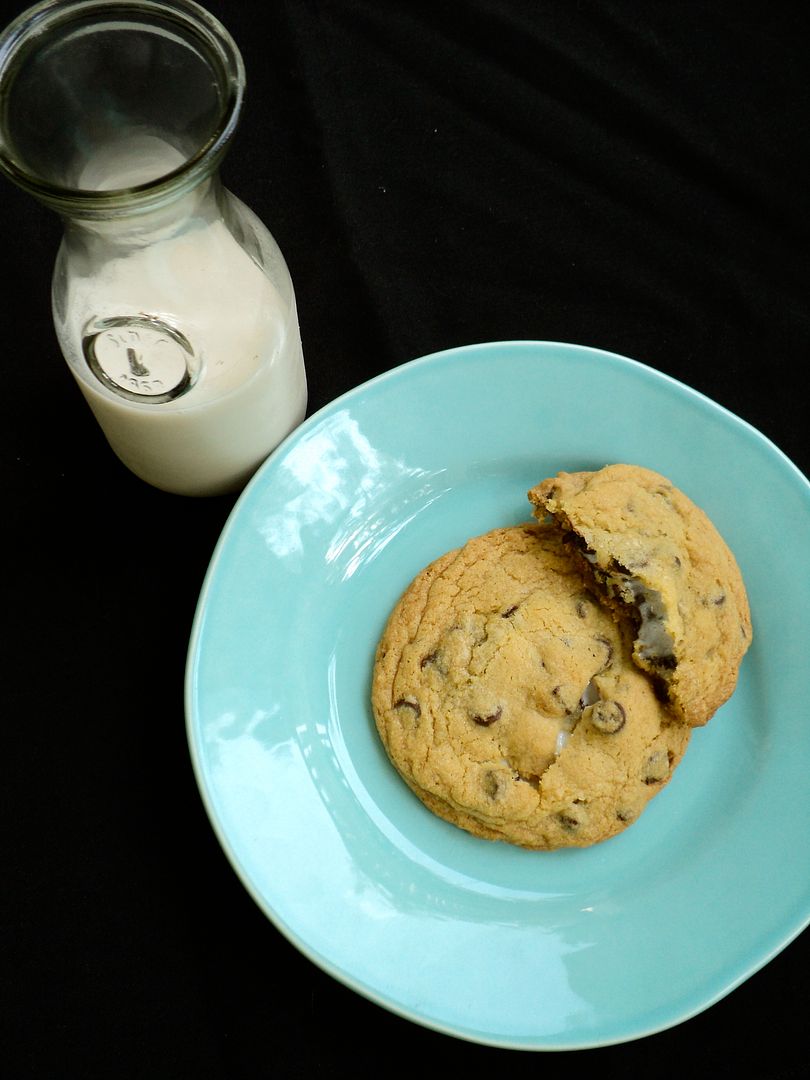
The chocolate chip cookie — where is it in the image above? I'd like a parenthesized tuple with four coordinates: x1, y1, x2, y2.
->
(371, 523, 691, 849)
(528, 464, 752, 727)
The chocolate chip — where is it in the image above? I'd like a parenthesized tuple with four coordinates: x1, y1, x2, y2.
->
(651, 653, 677, 671)
(713, 593, 726, 606)
(651, 675, 671, 703)
(589, 699, 626, 734)
(501, 604, 519, 618)
(472, 706, 502, 726)
(616, 808, 637, 823)
(578, 678, 598, 711)
(594, 634, 614, 670)
(420, 650, 439, 670)
(557, 811, 580, 832)
(642, 749, 672, 784)
(483, 770, 503, 798)
(393, 697, 421, 718)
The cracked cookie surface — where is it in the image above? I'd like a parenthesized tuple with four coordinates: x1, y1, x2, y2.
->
(528, 464, 752, 727)
(371, 523, 691, 849)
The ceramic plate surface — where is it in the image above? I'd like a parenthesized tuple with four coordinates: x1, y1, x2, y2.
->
(185, 340, 810, 1050)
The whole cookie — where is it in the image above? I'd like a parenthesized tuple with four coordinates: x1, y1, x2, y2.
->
(528, 464, 752, 727)
(371, 523, 691, 849)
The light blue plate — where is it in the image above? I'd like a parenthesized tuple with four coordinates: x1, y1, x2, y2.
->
(185, 340, 810, 1050)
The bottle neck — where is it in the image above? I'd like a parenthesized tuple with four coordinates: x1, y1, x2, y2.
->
(0, 1, 245, 225)
(63, 170, 224, 248)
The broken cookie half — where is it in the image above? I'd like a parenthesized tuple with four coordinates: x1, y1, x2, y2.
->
(528, 463, 752, 727)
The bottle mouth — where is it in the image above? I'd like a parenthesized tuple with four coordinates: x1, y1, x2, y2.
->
(0, 0, 244, 216)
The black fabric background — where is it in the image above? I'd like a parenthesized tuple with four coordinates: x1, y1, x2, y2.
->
(2, 1, 808, 1076)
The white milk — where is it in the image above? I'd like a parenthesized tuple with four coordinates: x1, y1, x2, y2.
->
(54, 139, 307, 496)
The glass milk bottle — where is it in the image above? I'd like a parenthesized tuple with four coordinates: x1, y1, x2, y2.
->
(0, 0, 307, 496)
